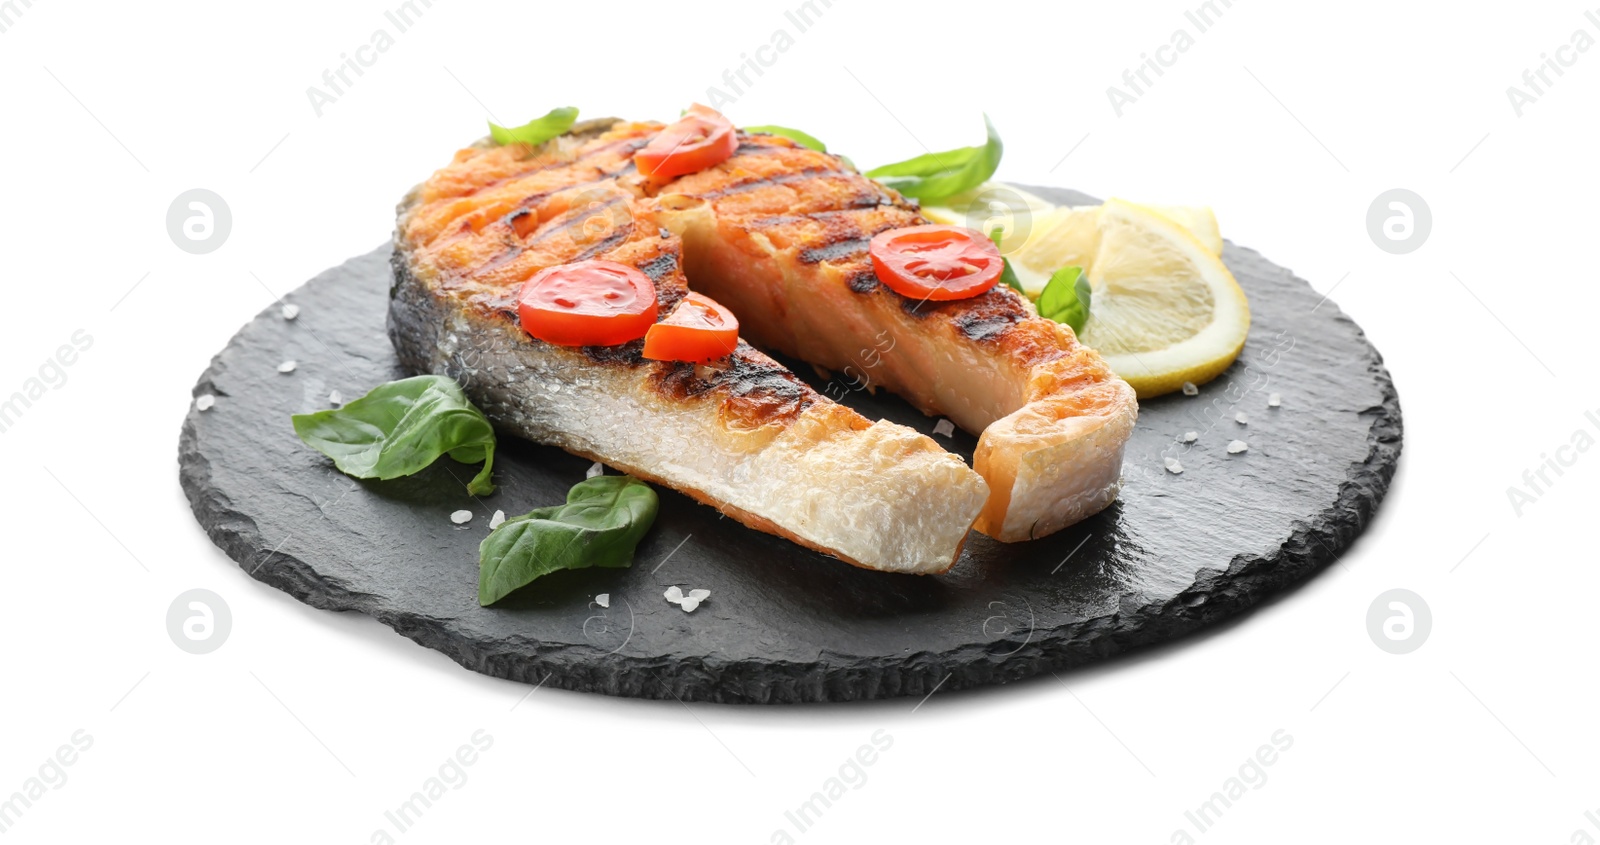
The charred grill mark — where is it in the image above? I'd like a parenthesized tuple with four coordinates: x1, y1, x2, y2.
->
(523, 196, 628, 248)
(474, 245, 525, 276)
(572, 222, 635, 261)
(732, 140, 791, 156)
(955, 312, 1020, 342)
(581, 338, 647, 366)
(470, 135, 650, 197)
(652, 350, 816, 425)
(692, 167, 849, 200)
(636, 251, 679, 282)
(747, 198, 897, 230)
(493, 164, 638, 232)
(846, 269, 880, 293)
(901, 285, 1030, 331)
(799, 235, 869, 264)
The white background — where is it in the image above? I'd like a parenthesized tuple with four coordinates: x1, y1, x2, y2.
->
(2, 0, 1596, 842)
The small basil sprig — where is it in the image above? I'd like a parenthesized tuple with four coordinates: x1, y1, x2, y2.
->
(866, 114, 1002, 203)
(743, 125, 827, 152)
(1037, 266, 1092, 334)
(478, 476, 659, 606)
(990, 227, 1026, 294)
(291, 375, 497, 496)
(489, 106, 579, 146)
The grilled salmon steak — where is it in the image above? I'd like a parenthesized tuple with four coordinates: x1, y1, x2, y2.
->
(391, 119, 987, 574)
(390, 116, 1137, 573)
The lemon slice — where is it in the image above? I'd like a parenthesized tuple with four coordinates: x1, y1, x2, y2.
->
(1077, 200, 1250, 398)
(922, 184, 1245, 397)
(1145, 205, 1222, 254)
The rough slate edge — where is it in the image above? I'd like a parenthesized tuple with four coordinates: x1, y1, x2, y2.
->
(178, 243, 1402, 705)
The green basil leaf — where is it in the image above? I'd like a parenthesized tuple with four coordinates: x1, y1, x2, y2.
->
(743, 125, 827, 152)
(488, 106, 579, 147)
(865, 114, 1003, 202)
(991, 227, 1025, 294)
(1037, 266, 1092, 334)
(478, 476, 659, 606)
(291, 375, 497, 496)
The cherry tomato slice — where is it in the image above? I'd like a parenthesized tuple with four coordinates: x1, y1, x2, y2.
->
(634, 104, 739, 180)
(869, 224, 1004, 302)
(517, 259, 658, 347)
(642, 292, 740, 363)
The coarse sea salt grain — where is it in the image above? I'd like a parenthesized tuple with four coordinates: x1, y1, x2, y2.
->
(1227, 440, 1249, 454)
(933, 419, 955, 437)
(450, 510, 473, 524)
(1268, 393, 1281, 408)
(1165, 457, 1184, 475)
(595, 593, 610, 609)
(282, 303, 300, 320)
(489, 510, 506, 529)
(278, 360, 297, 374)
(196, 394, 216, 411)
(1182, 382, 1199, 396)
(328, 390, 343, 407)
(1182, 431, 1198, 443)
(586, 462, 604, 479)
(664, 586, 709, 612)
(1236, 412, 1249, 425)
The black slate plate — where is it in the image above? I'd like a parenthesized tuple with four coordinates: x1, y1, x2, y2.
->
(179, 186, 1401, 703)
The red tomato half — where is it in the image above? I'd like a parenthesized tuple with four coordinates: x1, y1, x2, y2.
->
(642, 292, 740, 363)
(634, 104, 739, 180)
(868, 224, 1004, 302)
(518, 260, 658, 347)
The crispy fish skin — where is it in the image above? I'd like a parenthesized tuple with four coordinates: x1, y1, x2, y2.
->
(648, 133, 1139, 541)
(389, 120, 988, 574)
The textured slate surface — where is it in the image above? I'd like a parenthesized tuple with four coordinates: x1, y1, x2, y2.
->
(178, 186, 1402, 703)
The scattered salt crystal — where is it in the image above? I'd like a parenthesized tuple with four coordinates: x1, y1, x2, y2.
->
(1236, 412, 1249, 425)
(1227, 440, 1249, 454)
(1164, 457, 1184, 475)
(489, 510, 506, 529)
(586, 462, 604, 479)
(595, 593, 610, 609)
(281, 303, 300, 320)
(196, 394, 216, 411)
(1182, 431, 1198, 443)
(1181, 382, 1199, 396)
(278, 360, 297, 374)
(547, 383, 562, 393)
(659, 227, 671, 239)
(933, 419, 955, 437)
(450, 509, 473, 524)
(328, 390, 343, 407)
(1268, 393, 1281, 408)
(664, 586, 709, 612)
